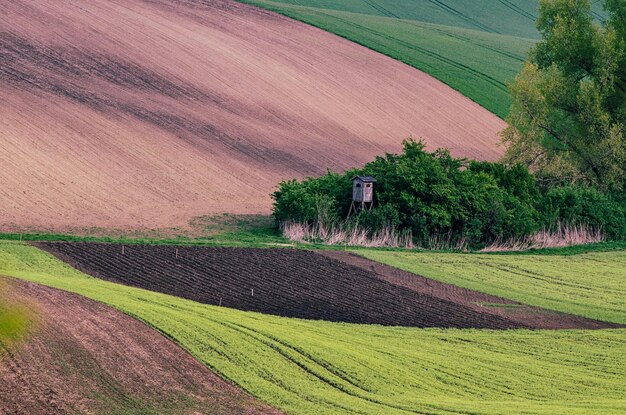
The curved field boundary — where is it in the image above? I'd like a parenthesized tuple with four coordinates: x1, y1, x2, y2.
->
(35, 242, 620, 329)
(241, 0, 544, 38)
(241, 0, 535, 117)
(1, 0, 505, 231)
(321, 251, 621, 329)
(0, 278, 283, 415)
(315, 12, 510, 93)
(239, 1, 606, 117)
(355, 249, 626, 325)
(35, 242, 522, 329)
(1, 241, 625, 415)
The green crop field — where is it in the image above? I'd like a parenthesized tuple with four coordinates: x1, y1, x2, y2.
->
(239, 0, 606, 118)
(246, 0, 544, 38)
(1, 241, 625, 414)
(356, 249, 626, 325)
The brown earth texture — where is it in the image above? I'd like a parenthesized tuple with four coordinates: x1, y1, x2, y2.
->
(1, 0, 506, 231)
(319, 251, 622, 330)
(36, 242, 620, 330)
(0, 278, 284, 415)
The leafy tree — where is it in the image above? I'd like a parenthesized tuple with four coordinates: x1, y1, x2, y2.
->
(502, 0, 626, 190)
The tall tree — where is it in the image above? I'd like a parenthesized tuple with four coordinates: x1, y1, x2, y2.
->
(502, 0, 626, 189)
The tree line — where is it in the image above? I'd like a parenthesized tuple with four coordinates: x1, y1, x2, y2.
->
(273, 140, 625, 248)
(273, 0, 626, 248)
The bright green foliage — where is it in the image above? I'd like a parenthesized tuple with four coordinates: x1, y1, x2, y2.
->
(0, 241, 625, 415)
(240, 0, 535, 117)
(273, 172, 350, 224)
(357, 249, 626, 324)
(541, 185, 626, 237)
(273, 140, 626, 246)
(274, 140, 541, 246)
(504, 0, 626, 189)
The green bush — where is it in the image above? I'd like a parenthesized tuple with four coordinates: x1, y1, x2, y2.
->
(356, 204, 401, 232)
(272, 172, 350, 224)
(540, 186, 626, 239)
(272, 139, 626, 247)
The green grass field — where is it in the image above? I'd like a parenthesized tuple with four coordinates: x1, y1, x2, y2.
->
(248, 0, 543, 38)
(242, 0, 533, 117)
(0, 241, 624, 414)
(239, 0, 606, 118)
(356, 249, 626, 325)
(0, 214, 290, 248)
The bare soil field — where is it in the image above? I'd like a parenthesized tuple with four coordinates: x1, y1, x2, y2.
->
(321, 251, 621, 329)
(0, 277, 284, 415)
(36, 242, 619, 329)
(0, 0, 505, 231)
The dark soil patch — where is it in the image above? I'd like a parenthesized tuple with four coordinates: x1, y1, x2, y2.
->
(38, 242, 529, 329)
(320, 251, 622, 329)
(0, 278, 283, 415)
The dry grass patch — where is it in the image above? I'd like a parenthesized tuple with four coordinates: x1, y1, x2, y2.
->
(281, 221, 414, 248)
(481, 223, 604, 252)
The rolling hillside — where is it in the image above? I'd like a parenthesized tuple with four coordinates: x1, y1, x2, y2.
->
(0, 278, 282, 414)
(240, 0, 606, 117)
(260, 0, 543, 38)
(36, 242, 618, 329)
(243, 0, 607, 38)
(0, 0, 505, 231)
(357, 249, 626, 325)
(1, 241, 625, 415)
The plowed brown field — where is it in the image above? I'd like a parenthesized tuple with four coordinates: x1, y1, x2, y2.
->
(320, 251, 621, 330)
(0, 277, 284, 415)
(0, 0, 506, 231)
(36, 242, 620, 329)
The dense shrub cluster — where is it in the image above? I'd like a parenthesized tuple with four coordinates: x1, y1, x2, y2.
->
(272, 140, 626, 248)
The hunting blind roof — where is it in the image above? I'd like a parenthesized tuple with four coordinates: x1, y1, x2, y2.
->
(352, 176, 376, 182)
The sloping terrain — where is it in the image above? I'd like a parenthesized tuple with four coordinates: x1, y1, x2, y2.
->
(34, 242, 518, 328)
(356, 249, 626, 325)
(35, 242, 619, 329)
(0, 277, 283, 415)
(244, 0, 607, 39)
(265, 0, 543, 38)
(1, 241, 626, 415)
(241, 0, 536, 117)
(241, 1, 607, 117)
(0, 0, 505, 231)
(320, 250, 620, 329)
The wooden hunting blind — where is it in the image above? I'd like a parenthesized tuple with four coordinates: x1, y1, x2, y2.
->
(348, 176, 376, 217)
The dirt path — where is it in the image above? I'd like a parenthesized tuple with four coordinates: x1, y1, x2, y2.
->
(0, 278, 284, 415)
(1, 0, 505, 231)
(321, 251, 622, 330)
